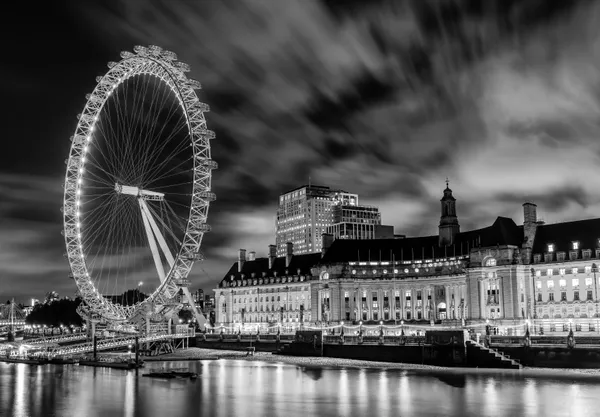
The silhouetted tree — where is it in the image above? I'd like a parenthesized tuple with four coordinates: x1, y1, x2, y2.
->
(26, 298, 83, 328)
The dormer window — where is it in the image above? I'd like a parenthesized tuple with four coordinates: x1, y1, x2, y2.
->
(573, 241, 579, 250)
(548, 244, 554, 253)
(485, 258, 497, 267)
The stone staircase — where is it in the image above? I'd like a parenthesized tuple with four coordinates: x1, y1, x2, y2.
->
(466, 340, 522, 369)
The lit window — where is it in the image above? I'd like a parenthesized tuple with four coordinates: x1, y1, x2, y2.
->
(572, 278, 579, 287)
(547, 280, 554, 289)
(559, 268, 566, 276)
(586, 277, 593, 286)
(573, 241, 579, 250)
(573, 267, 579, 275)
(559, 279, 566, 288)
(548, 244, 554, 253)
(585, 266, 592, 274)
(535, 270, 541, 277)
(536, 281, 542, 289)
(547, 269, 553, 276)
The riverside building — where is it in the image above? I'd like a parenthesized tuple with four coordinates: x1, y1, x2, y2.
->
(215, 184, 600, 335)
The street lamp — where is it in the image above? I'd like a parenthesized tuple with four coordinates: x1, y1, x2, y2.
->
(593, 263, 598, 321)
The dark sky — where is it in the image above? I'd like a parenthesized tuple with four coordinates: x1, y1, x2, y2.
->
(2, 0, 600, 303)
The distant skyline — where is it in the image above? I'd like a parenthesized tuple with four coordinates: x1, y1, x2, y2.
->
(3, 0, 600, 302)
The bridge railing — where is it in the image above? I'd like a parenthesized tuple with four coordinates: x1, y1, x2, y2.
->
(49, 332, 193, 357)
(25, 334, 88, 346)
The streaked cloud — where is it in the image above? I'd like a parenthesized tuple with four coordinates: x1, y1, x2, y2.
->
(3, 0, 600, 301)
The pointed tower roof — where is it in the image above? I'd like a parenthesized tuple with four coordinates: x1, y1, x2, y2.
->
(441, 178, 456, 201)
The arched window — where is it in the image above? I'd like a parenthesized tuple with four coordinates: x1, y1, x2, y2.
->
(485, 258, 497, 267)
(437, 302, 447, 319)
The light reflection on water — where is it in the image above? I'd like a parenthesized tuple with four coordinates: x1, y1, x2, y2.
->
(0, 360, 599, 417)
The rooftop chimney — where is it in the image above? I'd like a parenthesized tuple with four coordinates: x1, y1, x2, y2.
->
(248, 251, 256, 262)
(522, 202, 539, 263)
(238, 249, 246, 273)
(523, 202, 537, 224)
(268, 244, 277, 269)
(286, 242, 293, 268)
(321, 233, 334, 258)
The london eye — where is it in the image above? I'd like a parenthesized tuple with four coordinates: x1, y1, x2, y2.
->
(62, 45, 216, 328)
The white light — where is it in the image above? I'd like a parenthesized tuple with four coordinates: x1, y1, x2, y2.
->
(76, 222, 81, 228)
(86, 136, 91, 141)
(76, 201, 80, 206)
(81, 157, 86, 163)
(76, 211, 80, 217)
(90, 126, 94, 132)
(84, 146, 88, 152)
(79, 168, 84, 173)
(78, 179, 82, 184)
(76, 190, 81, 195)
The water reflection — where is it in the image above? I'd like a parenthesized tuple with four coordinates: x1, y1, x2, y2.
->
(0, 361, 599, 417)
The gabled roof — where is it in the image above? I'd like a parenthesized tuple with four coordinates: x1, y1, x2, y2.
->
(219, 252, 322, 285)
(320, 216, 523, 264)
(532, 218, 600, 254)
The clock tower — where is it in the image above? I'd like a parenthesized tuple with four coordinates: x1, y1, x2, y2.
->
(439, 179, 460, 247)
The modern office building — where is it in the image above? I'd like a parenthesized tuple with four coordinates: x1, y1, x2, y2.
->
(275, 184, 393, 256)
(275, 185, 356, 256)
(326, 204, 393, 240)
(215, 183, 600, 335)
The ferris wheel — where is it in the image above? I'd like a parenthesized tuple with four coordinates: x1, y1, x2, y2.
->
(62, 45, 216, 327)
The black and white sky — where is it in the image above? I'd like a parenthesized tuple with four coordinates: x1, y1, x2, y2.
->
(2, 0, 600, 302)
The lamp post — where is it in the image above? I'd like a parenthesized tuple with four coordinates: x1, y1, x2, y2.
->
(401, 319, 404, 336)
(593, 263, 598, 323)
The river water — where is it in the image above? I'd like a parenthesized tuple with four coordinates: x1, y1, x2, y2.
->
(0, 359, 598, 417)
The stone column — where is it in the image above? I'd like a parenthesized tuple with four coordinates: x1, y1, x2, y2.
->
(379, 288, 384, 321)
(445, 285, 451, 320)
(330, 283, 341, 322)
(310, 284, 320, 323)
